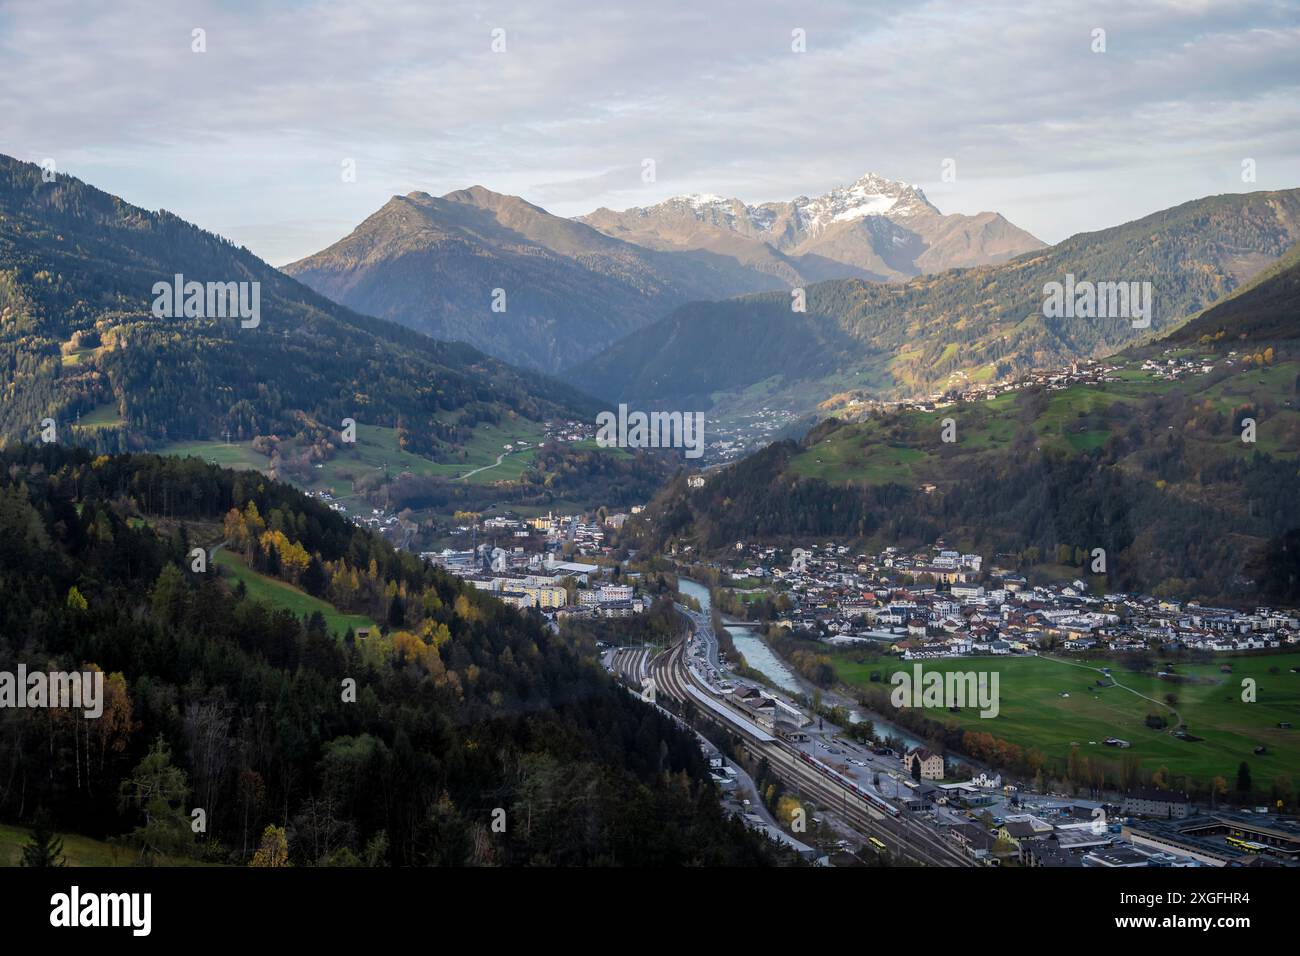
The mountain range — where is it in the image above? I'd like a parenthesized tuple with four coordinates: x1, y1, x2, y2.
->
(284, 173, 1046, 373)
(578, 172, 1045, 282)
(0, 154, 590, 460)
(572, 188, 1300, 420)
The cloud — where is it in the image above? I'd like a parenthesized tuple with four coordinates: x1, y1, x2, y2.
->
(1, 0, 1296, 262)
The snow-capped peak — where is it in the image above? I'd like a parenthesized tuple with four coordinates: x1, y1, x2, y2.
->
(636, 172, 938, 235)
(681, 192, 728, 207)
(791, 173, 938, 235)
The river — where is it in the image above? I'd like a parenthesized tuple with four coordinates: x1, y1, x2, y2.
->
(678, 577, 923, 750)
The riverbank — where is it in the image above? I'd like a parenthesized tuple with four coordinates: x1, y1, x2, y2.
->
(679, 578, 929, 754)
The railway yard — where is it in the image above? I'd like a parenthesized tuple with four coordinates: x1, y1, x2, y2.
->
(608, 607, 972, 866)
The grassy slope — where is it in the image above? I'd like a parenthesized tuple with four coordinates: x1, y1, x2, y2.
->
(161, 440, 268, 471)
(835, 652, 1300, 784)
(163, 420, 543, 482)
(160, 416, 644, 526)
(0, 824, 217, 867)
(70, 401, 124, 430)
(159, 417, 547, 512)
(214, 550, 377, 638)
(784, 351, 1297, 488)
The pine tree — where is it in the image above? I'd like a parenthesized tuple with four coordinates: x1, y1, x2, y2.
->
(21, 813, 66, 867)
(388, 593, 406, 627)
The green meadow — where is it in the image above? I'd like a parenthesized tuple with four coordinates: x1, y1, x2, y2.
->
(835, 652, 1300, 785)
(215, 550, 377, 638)
(314, 420, 544, 485)
(160, 418, 545, 491)
(783, 355, 1300, 487)
(161, 439, 268, 470)
(73, 401, 124, 430)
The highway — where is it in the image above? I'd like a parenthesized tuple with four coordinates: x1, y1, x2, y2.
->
(650, 615, 973, 867)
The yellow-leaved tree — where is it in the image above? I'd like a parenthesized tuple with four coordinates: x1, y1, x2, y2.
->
(249, 825, 290, 867)
(259, 529, 311, 580)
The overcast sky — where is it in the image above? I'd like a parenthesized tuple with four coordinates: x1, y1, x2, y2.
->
(2, 0, 1298, 265)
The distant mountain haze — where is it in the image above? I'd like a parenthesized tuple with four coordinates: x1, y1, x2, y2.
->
(579, 172, 1046, 280)
(285, 172, 1046, 373)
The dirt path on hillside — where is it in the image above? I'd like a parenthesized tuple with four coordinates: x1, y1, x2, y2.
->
(1038, 654, 1183, 731)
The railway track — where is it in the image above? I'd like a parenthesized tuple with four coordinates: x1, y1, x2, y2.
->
(650, 640, 972, 867)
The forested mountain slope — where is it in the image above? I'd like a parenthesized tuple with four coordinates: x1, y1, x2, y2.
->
(631, 247, 1300, 604)
(573, 189, 1300, 418)
(284, 186, 791, 373)
(0, 445, 780, 866)
(0, 155, 592, 460)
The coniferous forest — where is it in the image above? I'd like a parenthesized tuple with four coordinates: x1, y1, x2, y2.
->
(0, 444, 781, 866)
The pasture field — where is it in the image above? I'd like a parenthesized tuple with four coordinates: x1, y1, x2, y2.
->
(834, 651, 1300, 783)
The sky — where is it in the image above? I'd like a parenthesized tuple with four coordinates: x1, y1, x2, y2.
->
(1, 0, 1298, 265)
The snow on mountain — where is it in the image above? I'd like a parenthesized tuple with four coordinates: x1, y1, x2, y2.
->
(576, 171, 1045, 283)
(643, 172, 940, 238)
(790, 173, 938, 234)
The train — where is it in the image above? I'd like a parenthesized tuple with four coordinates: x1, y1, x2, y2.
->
(796, 749, 901, 817)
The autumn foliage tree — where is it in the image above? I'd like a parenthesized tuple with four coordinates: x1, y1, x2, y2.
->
(250, 825, 291, 867)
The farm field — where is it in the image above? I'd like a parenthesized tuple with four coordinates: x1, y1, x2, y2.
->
(214, 550, 378, 639)
(834, 652, 1300, 785)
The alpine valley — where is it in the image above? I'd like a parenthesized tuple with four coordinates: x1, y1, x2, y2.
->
(572, 188, 1300, 431)
(0, 154, 670, 537)
(3, 151, 1300, 873)
(284, 172, 1047, 374)
(627, 242, 1300, 606)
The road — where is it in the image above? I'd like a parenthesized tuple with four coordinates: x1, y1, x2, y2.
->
(677, 602, 720, 669)
(457, 451, 509, 481)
